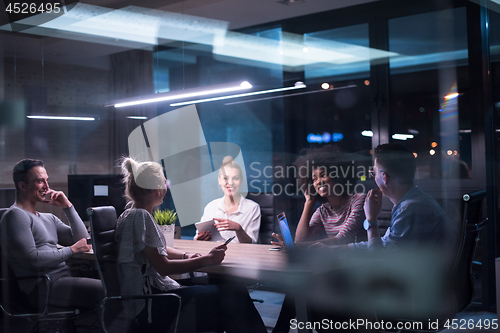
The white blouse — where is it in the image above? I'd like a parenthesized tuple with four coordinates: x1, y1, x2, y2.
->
(197, 196, 261, 243)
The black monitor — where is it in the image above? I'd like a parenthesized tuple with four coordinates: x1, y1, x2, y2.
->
(68, 175, 126, 221)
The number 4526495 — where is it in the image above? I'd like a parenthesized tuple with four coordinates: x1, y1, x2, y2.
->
(5, 2, 61, 14)
(443, 319, 498, 330)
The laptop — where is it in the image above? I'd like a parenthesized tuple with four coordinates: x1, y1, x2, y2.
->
(277, 212, 294, 249)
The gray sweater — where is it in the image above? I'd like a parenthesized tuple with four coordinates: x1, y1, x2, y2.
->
(0, 204, 89, 294)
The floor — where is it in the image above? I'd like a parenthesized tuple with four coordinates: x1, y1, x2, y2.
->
(250, 290, 500, 333)
(251, 289, 286, 332)
(1, 290, 499, 332)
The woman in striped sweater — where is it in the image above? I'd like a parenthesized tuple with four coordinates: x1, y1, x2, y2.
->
(273, 146, 366, 248)
(271, 146, 366, 333)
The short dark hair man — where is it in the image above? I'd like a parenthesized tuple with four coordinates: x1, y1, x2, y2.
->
(0, 159, 102, 310)
(353, 143, 451, 250)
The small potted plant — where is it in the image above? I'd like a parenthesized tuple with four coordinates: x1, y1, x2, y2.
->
(153, 209, 177, 247)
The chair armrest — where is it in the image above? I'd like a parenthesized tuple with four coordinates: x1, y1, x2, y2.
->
(99, 293, 182, 333)
(0, 273, 52, 318)
(100, 293, 182, 311)
(103, 293, 181, 302)
(0, 273, 48, 281)
(466, 217, 488, 232)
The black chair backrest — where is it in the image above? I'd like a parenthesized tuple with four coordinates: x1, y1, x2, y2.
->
(246, 193, 276, 244)
(453, 190, 487, 313)
(0, 208, 7, 220)
(87, 206, 120, 298)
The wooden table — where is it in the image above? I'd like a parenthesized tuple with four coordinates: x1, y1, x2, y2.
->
(172, 239, 288, 282)
(172, 240, 313, 333)
(75, 239, 289, 282)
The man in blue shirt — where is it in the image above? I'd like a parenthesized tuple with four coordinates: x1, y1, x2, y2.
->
(352, 143, 452, 250)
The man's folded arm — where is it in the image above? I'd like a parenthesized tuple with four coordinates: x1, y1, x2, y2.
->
(56, 205, 89, 245)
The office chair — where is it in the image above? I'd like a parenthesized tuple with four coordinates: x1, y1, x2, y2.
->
(0, 208, 86, 333)
(246, 192, 276, 245)
(245, 193, 276, 303)
(381, 190, 488, 332)
(87, 206, 182, 333)
(452, 190, 487, 313)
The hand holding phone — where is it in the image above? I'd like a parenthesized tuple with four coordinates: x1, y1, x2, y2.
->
(223, 236, 236, 245)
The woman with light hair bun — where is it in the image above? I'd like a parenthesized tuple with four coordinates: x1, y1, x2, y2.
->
(195, 155, 261, 243)
(115, 156, 267, 333)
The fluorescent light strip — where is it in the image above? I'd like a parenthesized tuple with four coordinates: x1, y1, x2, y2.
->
(170, 82, 306, 107)
(127, 116, 148, 120)
(27, 115, 95, 121)
(114, 81, 252, 108)
(224, 84, 356, 106)
(459, 129, 500, 133)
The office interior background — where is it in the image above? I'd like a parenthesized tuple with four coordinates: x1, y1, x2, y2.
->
(0, 0, 499, 313)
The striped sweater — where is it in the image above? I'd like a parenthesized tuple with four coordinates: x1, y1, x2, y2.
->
(308, 193, 366, 244)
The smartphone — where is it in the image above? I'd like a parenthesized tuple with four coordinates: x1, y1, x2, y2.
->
(269, 247, 283, 251)
(223, 236, 236, 245)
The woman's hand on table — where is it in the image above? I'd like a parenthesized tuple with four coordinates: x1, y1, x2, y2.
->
(213, 218, 241, 231)
(205, 244, 227, 265)
(307, 242, 329, 250)
(195, 231, 212, 241)
(271, 232, 285, 248)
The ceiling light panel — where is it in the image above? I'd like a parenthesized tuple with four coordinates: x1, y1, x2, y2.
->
(4, 3, 397, 71)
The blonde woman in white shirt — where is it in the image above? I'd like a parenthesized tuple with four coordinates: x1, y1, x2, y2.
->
(195, 156, 261, 243)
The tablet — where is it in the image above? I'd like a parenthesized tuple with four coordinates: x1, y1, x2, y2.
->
(195, 219, 224, 242)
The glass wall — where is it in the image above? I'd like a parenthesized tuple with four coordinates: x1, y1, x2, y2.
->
(490, 0, 500, 270)
(388, 8, 471, 180)
(302, 24, 372, 155)
(0, 2, 489, 215)
(0, 0, 497, 310)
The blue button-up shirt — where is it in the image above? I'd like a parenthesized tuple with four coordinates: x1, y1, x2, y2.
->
(351, 186, 452, 250)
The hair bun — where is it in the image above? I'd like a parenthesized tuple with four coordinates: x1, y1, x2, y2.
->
(222, 156, 234, 165)
(121, 157, 135, 176)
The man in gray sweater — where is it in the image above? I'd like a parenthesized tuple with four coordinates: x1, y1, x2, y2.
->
(0, 159, 102, 310)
